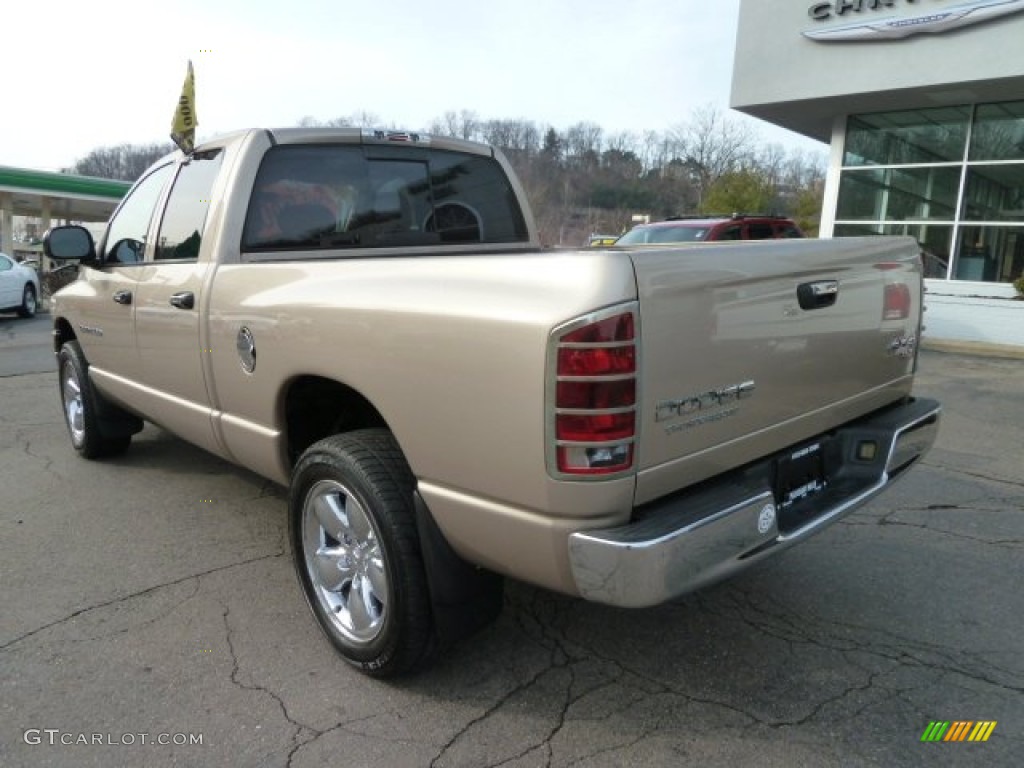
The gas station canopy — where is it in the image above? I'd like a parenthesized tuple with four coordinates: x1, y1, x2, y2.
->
(0, 165, 130, 256)
(0, 166, 130, 221)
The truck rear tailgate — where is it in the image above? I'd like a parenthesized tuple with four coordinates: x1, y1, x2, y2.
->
(628, 236, 923, 506)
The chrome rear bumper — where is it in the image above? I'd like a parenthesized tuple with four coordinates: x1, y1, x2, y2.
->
(568, 398, 941, 608)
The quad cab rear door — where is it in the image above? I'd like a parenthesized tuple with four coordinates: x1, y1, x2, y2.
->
(131, 149, 227, 455)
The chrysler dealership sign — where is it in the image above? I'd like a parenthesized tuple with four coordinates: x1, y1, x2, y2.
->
(804, 0, 1024, 40)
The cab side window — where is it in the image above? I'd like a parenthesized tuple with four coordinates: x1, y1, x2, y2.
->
(155, 150, 225, 261)
(102, 163, 175, 264)
(746, 223, 775, 240)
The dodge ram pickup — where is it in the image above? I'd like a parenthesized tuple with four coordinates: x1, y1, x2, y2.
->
(44, 127, 940, 676)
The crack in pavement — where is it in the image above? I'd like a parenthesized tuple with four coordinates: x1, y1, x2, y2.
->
(455, 594, 701, 768)
(840, 512, 1024, 549)
(709, 587, 1024, 696)
(219, 603, 322, 767)
(562, 718, 669, 768)
(427, 640, 566, 766)
(55, 579, 204, 646)
(921, 459, 1024, 489)
(15, 428, 65, 481)
(528, 582, 1023, 750)
(284, 708, 445, 768)
(0, 550, 286, 651)
(427, 591, 604, 768)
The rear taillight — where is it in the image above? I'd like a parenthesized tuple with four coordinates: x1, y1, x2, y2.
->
(548, 305, 638, 477)
(883, 283, 911, 321)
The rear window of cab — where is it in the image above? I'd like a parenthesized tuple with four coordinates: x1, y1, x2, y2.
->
(241, 145, 529, 253)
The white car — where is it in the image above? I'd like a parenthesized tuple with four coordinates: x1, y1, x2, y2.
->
(0, 251, 40, 318)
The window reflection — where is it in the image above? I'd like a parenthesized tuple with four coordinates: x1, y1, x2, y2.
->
(838, 100, 1024, 284)
(969, 101, 1024, 162)
(843, 107, 969, 166)
(834, 223, 952, 279)
(836, 167, 959, 221)
(156, 150, 224, 261)
(962, 165, 1024, 222)
(956, 226, 1024, 283)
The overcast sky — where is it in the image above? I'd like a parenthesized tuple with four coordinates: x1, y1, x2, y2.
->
(5, 0, 823, 172)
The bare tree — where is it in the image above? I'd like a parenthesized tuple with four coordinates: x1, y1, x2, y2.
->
(429, 110, 481, 141)
(67, 107, 825, 242)
(68, 143, 175, 181)
(563, 122, 603, 169)
(670, 104, 758, 203)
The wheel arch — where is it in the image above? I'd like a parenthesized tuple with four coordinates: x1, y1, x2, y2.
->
(53, 317, 77, 354)
(281, 374, 390, 470)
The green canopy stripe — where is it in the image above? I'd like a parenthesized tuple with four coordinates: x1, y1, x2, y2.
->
(0, 166, 131, 199)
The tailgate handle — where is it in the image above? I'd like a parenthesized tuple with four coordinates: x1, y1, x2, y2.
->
(797, 280, 838, 310)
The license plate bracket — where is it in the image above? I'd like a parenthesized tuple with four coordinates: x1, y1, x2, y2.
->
(774, 441, 827, 510)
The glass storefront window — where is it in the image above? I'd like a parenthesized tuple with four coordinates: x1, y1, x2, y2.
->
(836, 167, 960, 221)
(843, 107, 970, 166)
(833, 224, 883, 236)
(969, 101, 1024, 162)
(838, 100, 1023, 285)
(962, 164, 1024, 221)
(955, 226, 1024, 283)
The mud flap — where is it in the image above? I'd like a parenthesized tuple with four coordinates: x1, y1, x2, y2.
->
(414, 492, 504, 650)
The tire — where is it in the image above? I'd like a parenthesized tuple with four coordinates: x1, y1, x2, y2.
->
(290, 429, 434, 677)
(18, 284, 37, 318)
(58, 341, 133, 459)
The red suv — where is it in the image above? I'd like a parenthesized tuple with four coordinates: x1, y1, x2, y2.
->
(615, 214, 804, 244)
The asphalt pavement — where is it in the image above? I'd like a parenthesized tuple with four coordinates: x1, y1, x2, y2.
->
(0, 311, 55, 377)
(1, 313, 1021, 768)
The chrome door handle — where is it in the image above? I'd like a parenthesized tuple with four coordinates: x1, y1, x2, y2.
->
(169, 292, 195, 310)
(112, 290, 133, 305)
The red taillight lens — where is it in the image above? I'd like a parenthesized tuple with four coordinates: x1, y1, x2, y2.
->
(556, 412, 635, 442)
(556, 379, 636, 410)
(561, 313, 634, 343)
(883, 283, 911, 321)
(550, 309, 637, 477)
(557, 346, 636, 376)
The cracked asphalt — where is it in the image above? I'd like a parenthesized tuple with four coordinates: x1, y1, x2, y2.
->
(1, 314, 1021, 767)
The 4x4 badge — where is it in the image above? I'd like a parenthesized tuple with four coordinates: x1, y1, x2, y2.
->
(888, 334, 917, 358)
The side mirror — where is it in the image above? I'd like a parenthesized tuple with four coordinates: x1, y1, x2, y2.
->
(43, 225, 97, 263)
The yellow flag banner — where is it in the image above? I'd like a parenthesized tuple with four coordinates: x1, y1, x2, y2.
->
(170, 60, 198, 153)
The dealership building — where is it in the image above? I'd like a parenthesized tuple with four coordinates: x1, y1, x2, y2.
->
(732, 0, 1024, 352)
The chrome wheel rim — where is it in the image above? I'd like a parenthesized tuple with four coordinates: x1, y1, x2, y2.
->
(302, 479, 389, 645)
(24, 288, 36, 314)
(61, 363, 86, 445)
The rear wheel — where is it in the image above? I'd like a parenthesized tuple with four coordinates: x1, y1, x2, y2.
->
(290, 429, 434, 676)
(18, 284, 37, 318)
(58, 341, 133, 458)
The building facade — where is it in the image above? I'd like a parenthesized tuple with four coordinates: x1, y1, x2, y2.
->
(731, 0, 1024, 350)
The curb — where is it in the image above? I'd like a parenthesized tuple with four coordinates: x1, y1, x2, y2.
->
(921, 338, 1024, 360)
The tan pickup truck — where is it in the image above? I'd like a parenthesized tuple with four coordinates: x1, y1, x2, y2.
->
(44, 127, 940, 676)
